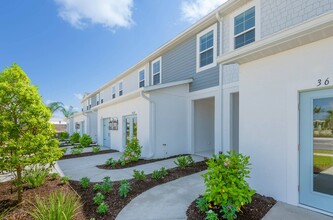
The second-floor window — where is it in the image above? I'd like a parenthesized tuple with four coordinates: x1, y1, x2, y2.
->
(139, 70, 145, 88)
(119, 82, 123, 96)
(97, 93, 100, 105)
(234, 6, 255, 49)
(152, 58, 161, 85)
(112, 86, 116, 99)
(196, 24, 217, 72)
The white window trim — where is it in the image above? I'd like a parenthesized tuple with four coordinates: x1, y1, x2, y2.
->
(229, 0, 261, 51)
(112, 86, 116, 99)
(196, 23, 217, 73)
(118, 81, 123, 96)
(151, 57, 162, 85)
(138, 68, 145, 88)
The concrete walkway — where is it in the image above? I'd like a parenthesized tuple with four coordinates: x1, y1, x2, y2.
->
(116, 170, 206, 220)
(57, 153, 205, 182)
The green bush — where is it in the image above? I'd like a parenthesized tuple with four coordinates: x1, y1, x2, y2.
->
(60, 176, 70, 185)
(23, 166, 49, 188)
(93, 192, 105, 205)
(221, 204, 238, 220)
(71, 147, 83, 155)
(70, 132, 80, 144)
(95, 177, 113, 194)
(92, 146, 101, 153)
(61, 148, 68, 154)
(96, 202, 108, 215)
(50, 172, 59, 180)
(196, 197, 209, 213)
(151, 167, 168, 180)
(79, 177, 91, 189)
(29, 190, 81, 220)
(205, 210, 219, 220)
(79, 134, 92, 147)
(105, 157, 117, 167)
(133, 169, 146, 181)
(121, 138, 142, 164)
(59, 132, 69, 140)
(202, 151, 255, 216)
(119, 180, 131, 198)
(174, 155, 195, 169)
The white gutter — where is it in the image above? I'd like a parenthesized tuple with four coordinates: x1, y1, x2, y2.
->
(140, 91, 156, 158)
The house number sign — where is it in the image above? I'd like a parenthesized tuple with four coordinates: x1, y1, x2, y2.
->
(317, 78, 330, 87)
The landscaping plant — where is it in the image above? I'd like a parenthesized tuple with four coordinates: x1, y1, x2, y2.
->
(60, 176, 70, 185)
(96, 202, 108, 215)
(79, 177, 91, 189)
(196, 197, 209, 212)
(79, 134, 92, 147)
(95, 176, 113, 194)
(205, 210, 219, 220)
(50, 172, 59, 180)
(121, 138, 142, 164)
(93, 192, 105, 205)
(105, 157, 117, 167)
(92, 146, 101, 153)
(70, 132, 80, 145)
(119, 180, 131, 198)
(22, 165, 50, 188)
(29, 190, 81, 220)
(151, 167, 168, 180)
(61, 147, 68, 154)
(0, 64, 63, 203)
(221, 204, 238, 220)
(202, 151, 256, 219)
(174, 155, 195, 169)
(132, 169, 146, 181)
(71, 147, 84, 155)
(58, 131, 69, 140)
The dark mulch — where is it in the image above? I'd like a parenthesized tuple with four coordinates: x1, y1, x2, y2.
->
(0, 178, 85, 220)
(187, 194, 276, 220)
(97, 154, 190, 170)
(59, 149, 118, 160)
(70, 161, 208, 220)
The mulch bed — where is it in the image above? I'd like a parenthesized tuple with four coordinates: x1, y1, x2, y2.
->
(70, 161, 208, 220)
(96, 154, 189, 170)
(59, 149, 118, 160)
(0, 178, 85, 220)
(187, 194, 276, 220)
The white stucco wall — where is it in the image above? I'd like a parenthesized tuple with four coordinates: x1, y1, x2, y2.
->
(72, 114, 86, 134)
(239, 36, 333, 205)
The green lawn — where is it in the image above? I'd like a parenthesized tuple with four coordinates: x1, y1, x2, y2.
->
(314, 150, 333, 155)
(314, 155, 333, 173)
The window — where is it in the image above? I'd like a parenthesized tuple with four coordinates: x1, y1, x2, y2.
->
(119, 82, 123, 96)
(234, 7, 255, 49)
(89, 98, 91, 109)
(112, 86, 116, 99)
(152, 58, 161, 85)
(97, 93, 100, 105)
(196, 24, 217, 72)
(139, 70, 145, 88)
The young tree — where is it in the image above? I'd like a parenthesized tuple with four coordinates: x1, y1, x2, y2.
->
(47, 101, 64, 114)
(0, 64, 63, 203)
(62, 105, 77, 119)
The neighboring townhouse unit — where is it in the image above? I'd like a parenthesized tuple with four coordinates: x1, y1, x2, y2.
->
(69, 0, 333, 216)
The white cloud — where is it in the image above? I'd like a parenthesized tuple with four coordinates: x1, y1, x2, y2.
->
(181, 0, 227, 23)
(54, 0, 134, 30)
(74, 93, 83, 100)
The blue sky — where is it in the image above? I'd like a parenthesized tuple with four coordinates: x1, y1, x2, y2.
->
(0, 0, 226, 118)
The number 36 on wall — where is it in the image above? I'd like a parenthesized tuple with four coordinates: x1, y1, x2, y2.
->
(317, 78, 330, 87)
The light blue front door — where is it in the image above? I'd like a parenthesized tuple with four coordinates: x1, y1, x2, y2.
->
(300, 88, 333, 213)
(103, 118, 111, 148)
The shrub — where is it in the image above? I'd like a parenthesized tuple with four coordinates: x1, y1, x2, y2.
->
(96, 177, 112, 194)
(121, 138, 142, 164)
(23, 166, 49, 188)
(105, 158, 117, 167)
(202, 151, 256, 216)
(92, 146, 101, 153)
(174, 155, 195, 169)
(205, 210, 219, 220)
(79, 177, 91, 189)
(221, 204, 238, 220)
(151, 167, 168, 180)
(70, 132, 80, 144)
(60, 176, 70, 185)
(61, 148, 68, 154)
(29, 190, 81, 220)
(196, 197, 209, 213)
(59, 132, 69, 140)
(93, 183, 101, 191)
(50, 172, 59, 180)
(119, 180, 131, 198)
(71, 147, 83, 155)
(133, 169, 146, 181)
(93, 192, 105, 205)
(79, 134, 92, 147)
(96, 202, 108, 215)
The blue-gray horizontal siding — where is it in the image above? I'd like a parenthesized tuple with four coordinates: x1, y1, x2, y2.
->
(161, 23, 220, 92)
(261, 0, 333, 38)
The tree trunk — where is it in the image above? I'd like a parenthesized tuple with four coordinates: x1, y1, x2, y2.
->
(17, 166, 23, 203)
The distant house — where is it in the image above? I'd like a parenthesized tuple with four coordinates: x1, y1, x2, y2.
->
(69, 0, 333, 215)
(50, 119, 67, 134)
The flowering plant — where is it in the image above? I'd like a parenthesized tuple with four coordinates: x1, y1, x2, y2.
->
(120, 138, 142, 165)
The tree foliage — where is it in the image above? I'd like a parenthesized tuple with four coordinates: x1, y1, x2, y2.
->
(47, 101, 64, 114)
(61, 105, 77, 119)
(0, 64, 63, 202)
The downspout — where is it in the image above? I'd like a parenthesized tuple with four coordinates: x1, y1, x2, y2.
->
(140, 90, 156, 158)
(216, 11, 224, 154)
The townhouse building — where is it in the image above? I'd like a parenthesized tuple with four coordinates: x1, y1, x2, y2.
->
(69, 0, 333, 215)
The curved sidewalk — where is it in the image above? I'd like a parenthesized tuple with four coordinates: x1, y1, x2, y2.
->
(56, 153, 205, 182)
(116, 170, 206, 220)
